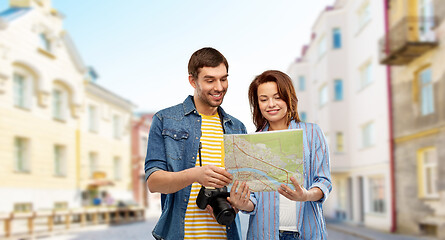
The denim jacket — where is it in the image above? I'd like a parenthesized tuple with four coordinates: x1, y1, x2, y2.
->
(145, 95, 247, 240)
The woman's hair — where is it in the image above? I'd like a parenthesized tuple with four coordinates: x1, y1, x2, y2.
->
(248, 70, 300, 131)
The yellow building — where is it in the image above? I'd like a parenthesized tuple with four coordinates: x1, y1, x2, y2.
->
(0, 0, 134, 212)
(380, 0, 445, 238)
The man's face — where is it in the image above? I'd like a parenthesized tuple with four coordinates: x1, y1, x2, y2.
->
(190, 63, 228, 109)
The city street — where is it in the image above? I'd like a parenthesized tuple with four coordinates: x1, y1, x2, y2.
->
(46, 215, 366, 240)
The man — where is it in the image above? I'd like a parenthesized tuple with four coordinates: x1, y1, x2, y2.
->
(145, 47, 247, 240)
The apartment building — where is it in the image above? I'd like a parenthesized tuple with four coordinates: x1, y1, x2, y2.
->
(0, 0, 134, 212)
(288, 0, 393, 231)
(380, 0, 445, 238)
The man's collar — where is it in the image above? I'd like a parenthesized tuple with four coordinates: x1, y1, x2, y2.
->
(183, 95, 197, 115)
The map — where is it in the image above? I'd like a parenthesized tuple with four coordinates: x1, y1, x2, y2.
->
(224, 129, 304, 192)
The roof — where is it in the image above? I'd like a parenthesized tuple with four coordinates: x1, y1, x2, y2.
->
(0, 7, 31, 22)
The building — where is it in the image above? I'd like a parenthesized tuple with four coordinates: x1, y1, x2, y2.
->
(132, 113, 161, 215)
(380, 0, 445, 238)
(287, 0, 394, 231)
(0, 0, 134, 213)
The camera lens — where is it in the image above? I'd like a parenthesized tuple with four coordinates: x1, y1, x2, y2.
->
(211, 197, 236, 225)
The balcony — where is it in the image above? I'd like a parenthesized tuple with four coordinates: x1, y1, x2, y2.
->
(379, 17, 438, 65)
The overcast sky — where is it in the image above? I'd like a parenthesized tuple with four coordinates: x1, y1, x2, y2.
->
(1, 0, 335, 132)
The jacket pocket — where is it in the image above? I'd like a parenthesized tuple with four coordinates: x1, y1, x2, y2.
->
(162, 129, 189, 161)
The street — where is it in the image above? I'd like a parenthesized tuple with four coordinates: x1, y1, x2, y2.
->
(47, 215, 365, 240)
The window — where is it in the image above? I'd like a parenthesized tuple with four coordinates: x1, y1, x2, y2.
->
(332, 28, 342, 49)
(319, 84, 328, 107)
(89, 152, 98, 178)
(54, 202, 68, 210)
(359, 61, 372, 90)
(418, 147, 438, 197)
(52, 89, 68, 121)
(336, 132, 344, 152)
(318, 35, 327, 58)
(334, 79, 343, 101)
(113, 157, 122, 181)
(113, 115, 121, 139)
(88, 105, 98, 132)
(39, 33, 52, 52)
(54, 145, 66, 176)
(369, 176, 385, 213)
(298, 76, 306, 91)
(361, 122, 375, 148)
(357, 1, 371, 31)
(300, 112, 307, 122)
(14, 203, 33, 213)
(140, 136, 148, 156)
(419, 68, 434, 115)
(13, 73, 30, 109)
(14, 137, 30, 172)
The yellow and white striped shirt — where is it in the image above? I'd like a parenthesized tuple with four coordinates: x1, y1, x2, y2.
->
(184, 113, 227, 239)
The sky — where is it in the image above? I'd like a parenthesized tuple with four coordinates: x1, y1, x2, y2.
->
(1, 0, 335, 131)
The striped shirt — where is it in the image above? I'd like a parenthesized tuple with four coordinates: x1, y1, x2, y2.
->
(184, 113, 227, 239)
(244, 121, 332, 240)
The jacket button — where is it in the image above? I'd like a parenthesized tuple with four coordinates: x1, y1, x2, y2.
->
(196, 137, 198, 139)
(227, 227, 230, 230)
(197, 120, 200, 122)
(174, 134, 177, 138)
(184, 199, 187, 202)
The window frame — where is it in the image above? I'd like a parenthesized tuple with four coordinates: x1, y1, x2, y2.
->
(319, 84, 328, 108)
(334, 79, 343, 101)
(54, 145, 67, 177)
(13, 71, 33, 110)
(14, 137, 30, 173)
(361, 121, 375, 148)
(368, 175, 386, 214)
(417, 147, 438, 198)
(88, 104, 99, 133)
(332, 28, 342, 49)
(418, 67, 434, 116)
(113, 157, 122, 181)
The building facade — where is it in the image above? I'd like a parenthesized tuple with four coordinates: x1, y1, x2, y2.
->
(287, 0, 393, 231)
(380, 0, 445, 238)
(0, 0, 134, 212)
(132, 113, 161, 215)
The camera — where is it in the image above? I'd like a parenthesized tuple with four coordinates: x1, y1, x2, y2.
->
(195, 186, 236, 225)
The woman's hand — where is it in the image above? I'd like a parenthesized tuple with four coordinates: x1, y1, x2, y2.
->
(227, 181, 254, 212)
(278, 176, 323, 202)
(278, 176, 309, 201)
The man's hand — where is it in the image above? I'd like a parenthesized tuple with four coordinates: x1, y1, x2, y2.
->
(227, 181, 254, 212)
(195, 165, 233, 188)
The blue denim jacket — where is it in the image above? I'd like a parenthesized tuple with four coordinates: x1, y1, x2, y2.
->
(145, 95, 247, 240)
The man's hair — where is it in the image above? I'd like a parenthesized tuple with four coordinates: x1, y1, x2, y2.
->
(188, 47, 229, 78)
(248, 70, 300, 131)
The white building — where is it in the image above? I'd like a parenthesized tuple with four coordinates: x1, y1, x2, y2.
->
(0, 0, 134, 212)
(287, 0, 393, 231)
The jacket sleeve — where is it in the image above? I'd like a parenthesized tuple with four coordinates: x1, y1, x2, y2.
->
(145, 113, 167, 181)
(309, 124, 332, 203)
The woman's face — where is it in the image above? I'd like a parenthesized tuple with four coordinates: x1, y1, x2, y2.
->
(257, 81, 288, 127)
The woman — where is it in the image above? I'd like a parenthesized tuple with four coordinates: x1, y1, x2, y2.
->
(230, 70, 332, 240)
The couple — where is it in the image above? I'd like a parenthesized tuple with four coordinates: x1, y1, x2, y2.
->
(145, 47, 332, 240)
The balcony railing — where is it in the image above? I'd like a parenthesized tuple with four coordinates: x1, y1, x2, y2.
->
(379, 17, 438, 65)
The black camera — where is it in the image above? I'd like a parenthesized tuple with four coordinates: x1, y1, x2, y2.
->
(195, 186, 236, 225)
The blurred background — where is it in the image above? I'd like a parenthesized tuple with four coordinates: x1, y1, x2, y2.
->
(0, 0, 444, 239)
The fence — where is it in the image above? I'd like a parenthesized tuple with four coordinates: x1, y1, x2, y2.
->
(0, 206, 145, 239)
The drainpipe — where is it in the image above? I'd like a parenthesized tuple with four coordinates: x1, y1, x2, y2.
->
(383, 0, 397, 233)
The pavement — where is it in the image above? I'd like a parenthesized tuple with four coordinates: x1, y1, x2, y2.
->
(326, 219, 436, 240)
